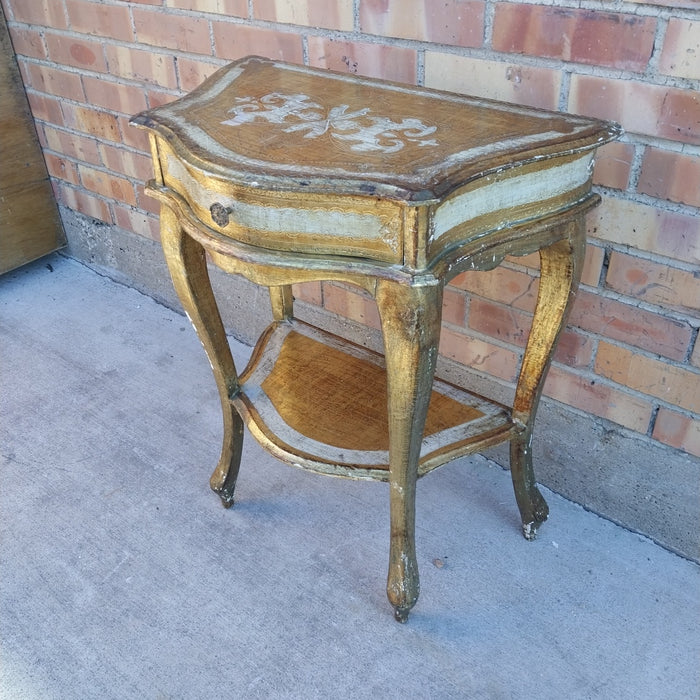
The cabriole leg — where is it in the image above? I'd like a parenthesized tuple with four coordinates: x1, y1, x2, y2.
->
(510, 430, 549, 540)
(377, 277, 442, 622)
(159, 205, 244, 507)
(511, 219, 585, 539)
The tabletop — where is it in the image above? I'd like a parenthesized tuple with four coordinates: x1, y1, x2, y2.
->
(132, 56, 621, 202)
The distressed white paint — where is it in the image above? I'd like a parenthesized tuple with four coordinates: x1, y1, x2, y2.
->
(433, 153, 594, 240)
(221, 92, 438, 154)
(444, 130, 565, 170)
(166, 155, 397, 250)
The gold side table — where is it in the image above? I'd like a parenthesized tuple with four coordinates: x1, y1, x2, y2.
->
(132, 56, 620, 622)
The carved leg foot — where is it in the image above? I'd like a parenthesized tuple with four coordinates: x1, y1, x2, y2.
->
(377, 278, 442, 623)
(387, 478, 421, 622)
(210, 404, 244, 508)
(510, 432, 549, 540)
(521, 491, 549, 541)
(394, 606, 411, 623)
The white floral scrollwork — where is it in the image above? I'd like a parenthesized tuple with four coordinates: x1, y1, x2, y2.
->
(221, 92, 438, 154)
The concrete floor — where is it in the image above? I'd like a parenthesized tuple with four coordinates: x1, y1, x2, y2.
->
(1, 254, 698, 699)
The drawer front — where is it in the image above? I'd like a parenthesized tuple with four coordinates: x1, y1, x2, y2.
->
(427, 152, 594, 262)
(159, 142, 404, 264)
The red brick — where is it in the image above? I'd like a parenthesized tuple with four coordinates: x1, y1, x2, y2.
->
(652, 408, 700, 458)
(60, 103, 122, 143)
(443, 287, 466, 327)
(56, 182, 113, 224)
(78, 164, 138, 206)
(569, 289, 693, 361)
(469, 298, 529, 347)
(587, 196, 700, 265)
(167, 0, 247, 16)
(659, 90, 700, 145)
(23, 63, 85, 102)
(439, 327, 520, 382)
(134, 183, 160, 217)
(659, 18, 700, 80)
(592, 142, 634, 191)
(43, 125, 102, 164)
(468, 297, 593, 369)
(65, 0, 134, 41)
(113, 204, 161, 242)
(361, 0, 484, 48)
(637, 147, 700, 208)
(255, 0, 354, 31)
(33, 122, 47, 151)
(555, 331, 594, 370)
(44, 153, 81, 186)
(569, 75, 700, 145)
(212, 22, 304, 63)
(646, 205, 700, 266)
(26, 93, 64, 126)
(83, 77, 149, 116)
(452, 267, 538, 313)
(596, 341, 700, 414)
(493, 5, 655, 72)
(693, 338, 700, 369)
(7, 1, 68, 29)
(177, 57, 225, 93)
(323, 283, 381, 330)
(132, 7, 212, 55)
(424, 53, 561, 110)
(510, 245, 604, 287)
(605, 251, 700, 314)
(292, 281, 323, 306)
(307, 37, 417, 83)
(506, 251, 540, 271)
(581, 244, 605, 288)
(146, 89, 179, 110)
(45, 33, 107, 72)
(121, 116, 152, 151)
(7, 26, 47, 60)
(105, 45, 178, 88)
(543, 365, 652, 433)
(99, 144, 153, 182)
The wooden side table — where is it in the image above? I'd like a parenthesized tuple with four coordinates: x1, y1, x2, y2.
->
(131, 56, 620, 622)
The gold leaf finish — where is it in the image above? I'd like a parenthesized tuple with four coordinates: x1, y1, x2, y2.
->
(131, 56, 621, 621)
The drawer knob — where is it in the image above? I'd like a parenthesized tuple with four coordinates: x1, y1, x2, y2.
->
(210, 202, 233, 226)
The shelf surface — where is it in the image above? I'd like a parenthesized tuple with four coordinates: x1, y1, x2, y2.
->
(234, 320, 517, 480)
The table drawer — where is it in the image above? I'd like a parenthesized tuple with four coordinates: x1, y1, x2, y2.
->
(158, 140, 404, 264)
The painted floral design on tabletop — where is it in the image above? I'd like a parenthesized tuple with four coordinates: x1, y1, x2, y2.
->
(221, 92, 438, 154)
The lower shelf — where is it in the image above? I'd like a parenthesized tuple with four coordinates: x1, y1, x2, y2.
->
(233, 320, 517, 480)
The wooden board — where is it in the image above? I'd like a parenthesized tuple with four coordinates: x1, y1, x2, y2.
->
(261, 327, 484, 451)
(0, 4, 65, 274)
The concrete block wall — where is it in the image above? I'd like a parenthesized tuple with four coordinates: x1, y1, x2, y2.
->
(2, 0, 698, 556)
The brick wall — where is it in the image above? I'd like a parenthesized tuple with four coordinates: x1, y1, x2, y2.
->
(2, 0, 699, 458)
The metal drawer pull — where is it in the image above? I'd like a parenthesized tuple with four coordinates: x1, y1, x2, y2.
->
(210, 202, 233, 226)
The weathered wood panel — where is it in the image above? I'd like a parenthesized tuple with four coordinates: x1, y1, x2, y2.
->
(0, 4, 64, 274)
